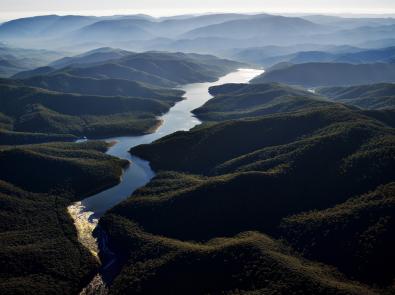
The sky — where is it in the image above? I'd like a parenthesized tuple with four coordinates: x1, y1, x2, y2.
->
(1, 0, 395, 21)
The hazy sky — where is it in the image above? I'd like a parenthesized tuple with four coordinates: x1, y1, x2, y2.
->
(1, 0, 395, 20)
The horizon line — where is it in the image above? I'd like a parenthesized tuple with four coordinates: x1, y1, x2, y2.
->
(1, 9, 395, 22)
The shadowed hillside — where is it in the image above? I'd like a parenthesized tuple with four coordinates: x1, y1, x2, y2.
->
(124, 106, 394, 240)
(281, 183, 395, 286)
(101, 210, 377, 295)
(0, 141, 128, 295)
(193, 82, 331, 121)
(0, 80, 183, 140)
(99, 80, 394, 293)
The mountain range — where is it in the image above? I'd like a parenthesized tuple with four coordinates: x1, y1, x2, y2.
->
(1, 13, 395, 53)
(0, 44, 63, 77)
(1, 11, 395, 295)
(234, 46, 395, 66)
(0, 49, 243, 144)
(318, 83, 395, 109)
(13, 48, 245, 87)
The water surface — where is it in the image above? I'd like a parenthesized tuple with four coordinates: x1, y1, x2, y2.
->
(80, 68, 264, 217)
(68, 68, 263, 292)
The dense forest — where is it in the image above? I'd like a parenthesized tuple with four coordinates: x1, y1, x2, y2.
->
(318, 83, 395, 109)
(0, 141, 127, 294)
(101, 82, 395, 294)
(0, 49, 245, 294)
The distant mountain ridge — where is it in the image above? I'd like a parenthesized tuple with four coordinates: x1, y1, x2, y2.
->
(181, 15, 328, 39)
(251, 62, 395, 87)
(0, 44, 62, 77)
(1, 13, 395, 52)
(49, 47, 131, 68)
(13, 49, 246, 88)
(1, 49, 245, 144)
(318, 83, 395, 109)
(231, 45, 395, 66)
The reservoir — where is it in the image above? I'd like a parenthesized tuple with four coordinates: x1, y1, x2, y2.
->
(68, 68, 264, 260)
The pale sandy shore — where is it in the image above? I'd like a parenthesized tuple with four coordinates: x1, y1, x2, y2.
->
(67, 202, 99, 258)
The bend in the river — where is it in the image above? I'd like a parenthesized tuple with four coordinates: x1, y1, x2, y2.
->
(67, 68, 264, 290)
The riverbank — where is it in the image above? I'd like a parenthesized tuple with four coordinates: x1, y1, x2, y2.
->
(69, 69, 264, 293)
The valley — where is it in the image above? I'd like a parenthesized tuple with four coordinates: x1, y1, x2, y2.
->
(0, 8, 394, 295)
(69, 68, 263, 291)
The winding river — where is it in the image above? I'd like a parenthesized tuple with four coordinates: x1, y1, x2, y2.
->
(67, 68, 263, 291)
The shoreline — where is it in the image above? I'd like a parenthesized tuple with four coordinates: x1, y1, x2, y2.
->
(69, 69, 263, 294)
(145, 118, 164, 134)
(67, 202, 99, 258)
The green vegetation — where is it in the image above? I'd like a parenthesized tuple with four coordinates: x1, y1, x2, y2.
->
(318, 83, 395, 109)
(0, 50, 250, 293)
(0, 180, 97, 295)
(0, 141, 128, 195)
(126, 110, 394, 240)
(281, 182, 395, 287)
(99, 82, 395, 293)
(0, 141, 128, 294)
(101, 212, 376, 295)
(251, 62, 395, 87)
(0, 129, 76, 145)
(0, 81, 183, 141)
(132, 105, 394, 177)
(193, 82, 331, 121)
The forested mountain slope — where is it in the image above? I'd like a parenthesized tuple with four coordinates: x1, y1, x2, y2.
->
(0, 141, 127, 294)
(193, 82, 331, 121)
(100, 82, 395, 294)
(318, 83, 395, 109)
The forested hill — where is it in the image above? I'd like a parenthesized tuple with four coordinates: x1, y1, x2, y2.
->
(100, 82, 395, 294)
(0, 81, 183, 142)
(0, 141, 128, 294)
(193, 82, 332, 121)
(318, 83, 395, 109)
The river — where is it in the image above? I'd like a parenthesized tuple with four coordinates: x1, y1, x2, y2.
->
(67, 68, 263, 291)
